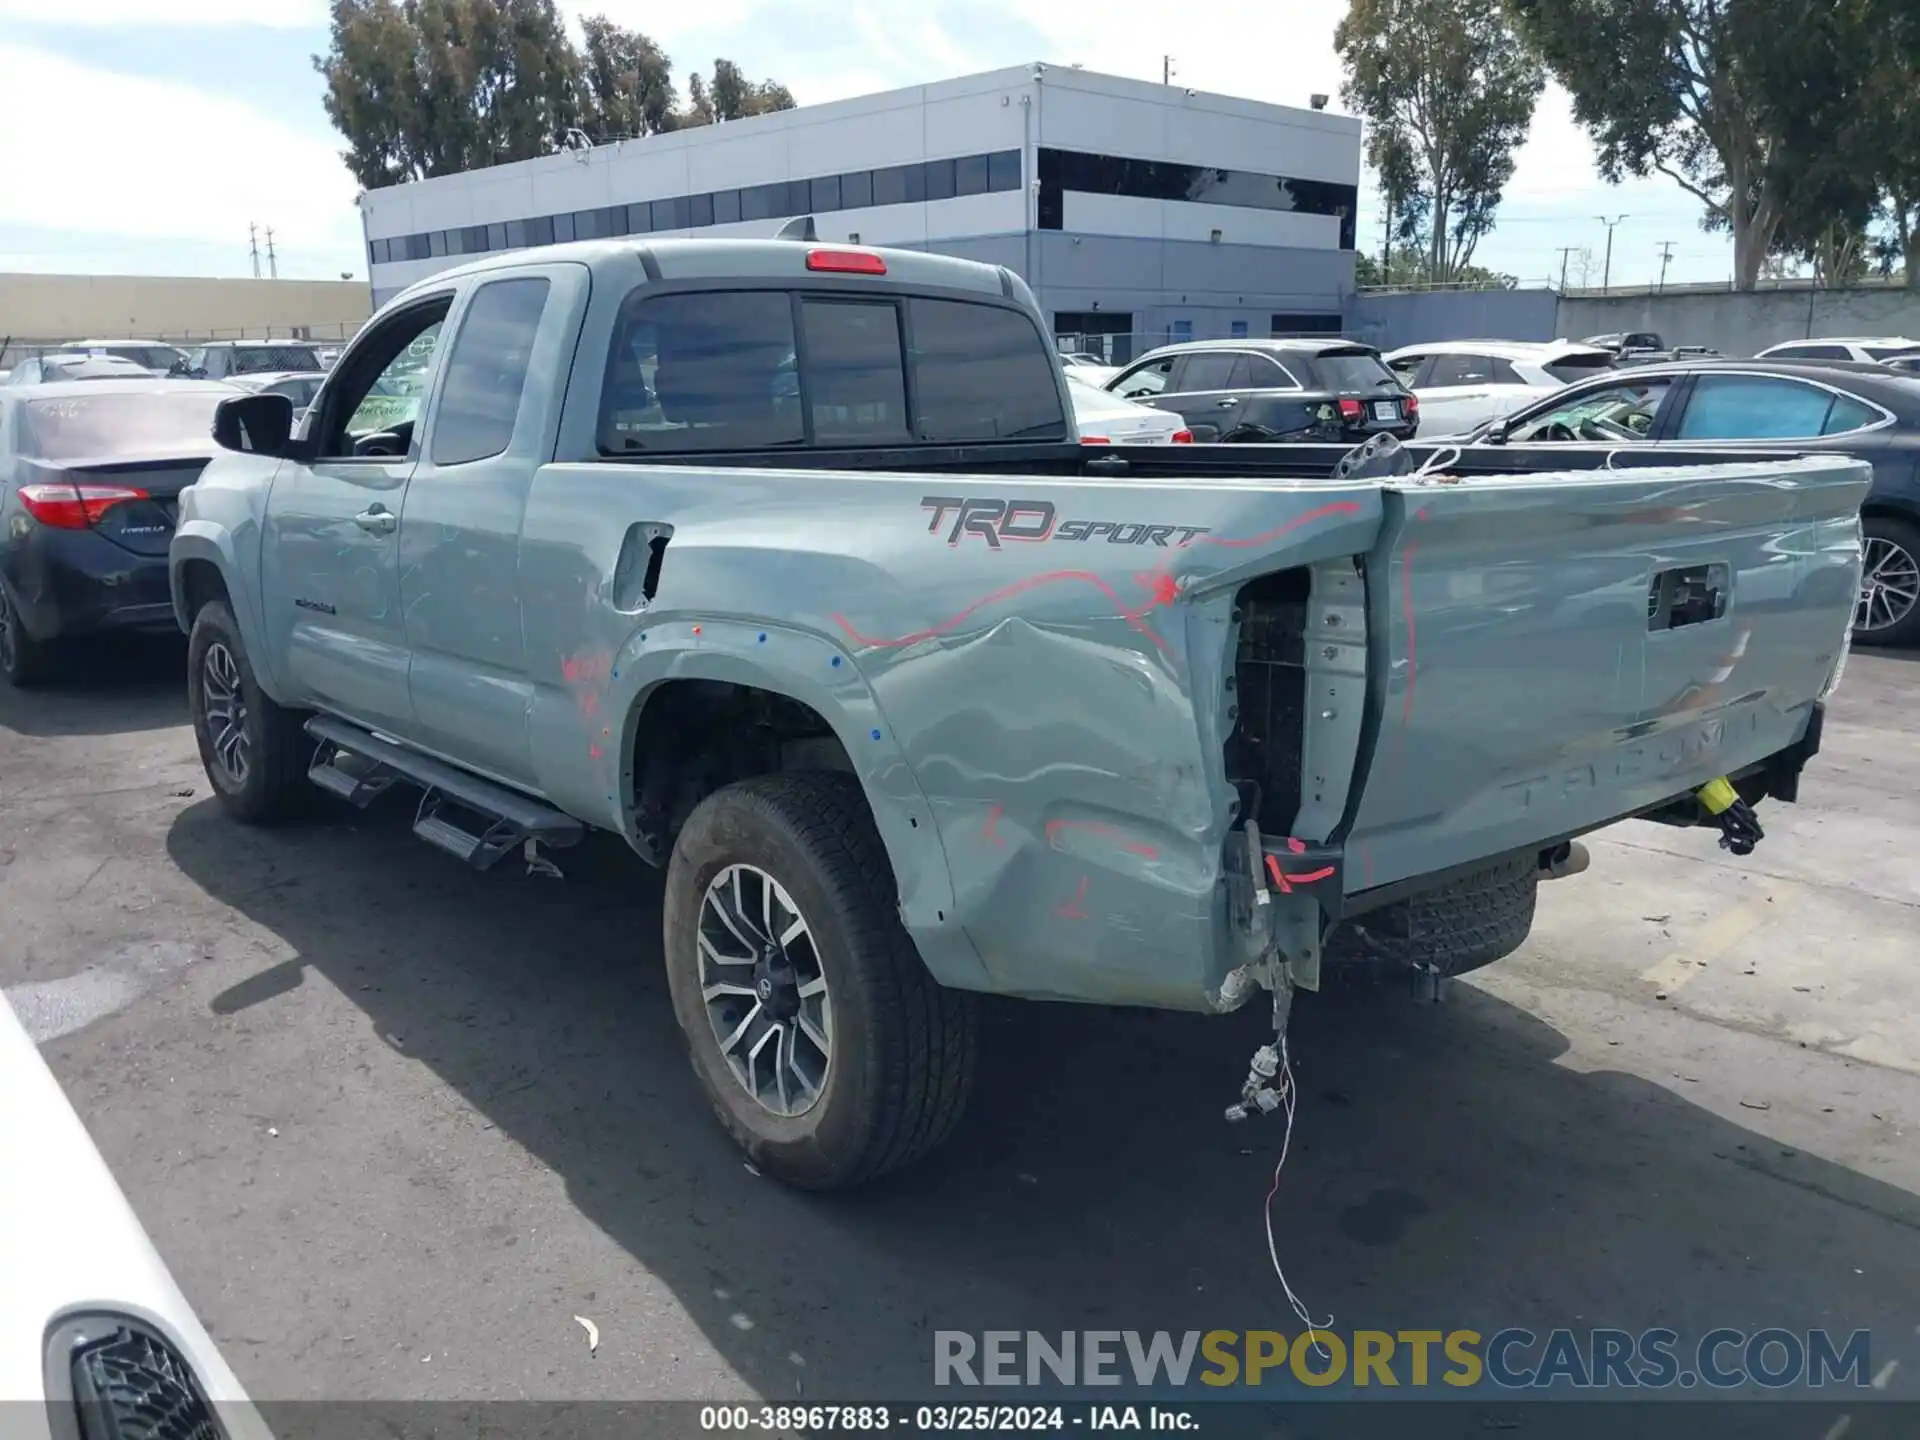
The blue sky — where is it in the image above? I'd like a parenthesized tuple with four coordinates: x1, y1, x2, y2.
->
(0, 0, 1738, 289)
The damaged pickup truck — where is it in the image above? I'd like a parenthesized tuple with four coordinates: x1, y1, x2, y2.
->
(170, 233, 1865, 1188)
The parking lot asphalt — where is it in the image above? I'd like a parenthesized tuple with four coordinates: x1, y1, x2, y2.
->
(2, 643, 1916, 1406)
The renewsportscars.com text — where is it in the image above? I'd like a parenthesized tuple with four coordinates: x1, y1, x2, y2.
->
(934, 1328, 1876, 1391)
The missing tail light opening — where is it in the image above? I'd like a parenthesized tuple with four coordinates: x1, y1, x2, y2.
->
(1224, 567, 1311, 835)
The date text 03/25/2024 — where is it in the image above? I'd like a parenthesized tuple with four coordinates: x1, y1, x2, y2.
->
(699, 1404, 1194, 1432)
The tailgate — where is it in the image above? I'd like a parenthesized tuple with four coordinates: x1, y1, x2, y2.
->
(1337, 456, 1866, 894)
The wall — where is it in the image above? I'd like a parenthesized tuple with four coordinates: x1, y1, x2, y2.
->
(1557, 287, 1920, 357)
(0, 273, 371, 354)
(1346, 288, 1562, 352)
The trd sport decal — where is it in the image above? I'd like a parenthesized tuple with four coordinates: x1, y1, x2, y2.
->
(920, 496, 1211, 549)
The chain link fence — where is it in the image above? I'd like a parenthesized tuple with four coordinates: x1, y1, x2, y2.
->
(0, 321, 368, 372)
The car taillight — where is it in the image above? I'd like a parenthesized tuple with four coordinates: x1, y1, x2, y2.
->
(1171, 429, 1194, 443)
(1338, 398, 1365, 421)
(806, 248, 886, 274)
(1405, 392, 1419, 415)
(18, 482, 150, 530)
(1080, 435, 1112, 445)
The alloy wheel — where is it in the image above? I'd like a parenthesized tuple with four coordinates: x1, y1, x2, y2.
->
(697, 863, 832, 1118)
(1857, 535, 1920, 636)
(201, 642, 252, 787)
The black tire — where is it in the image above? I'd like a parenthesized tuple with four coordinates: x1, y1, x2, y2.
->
(1322, 851, 1539, 983)
(0, 581, 56, 687)
(1856, 513, 1920, 647)
(662, 771, 977, 1190)
(187, 599, 311, 824)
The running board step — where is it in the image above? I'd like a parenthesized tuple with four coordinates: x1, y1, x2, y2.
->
(303, 716, 584, 871)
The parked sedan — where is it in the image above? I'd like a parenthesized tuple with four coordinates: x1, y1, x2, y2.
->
(1384, 340, 1616, 436)
(3, 353, 158, 386)
(1475, 359, 1920, 645)
(174, 340, 326, 380)
(0, 380, 234, 684)
(1066, 373, 1191, 444)
(1105, 339, 1416, 443)
(60, 338, 190, 373)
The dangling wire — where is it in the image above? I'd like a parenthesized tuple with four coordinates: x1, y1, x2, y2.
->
(1261, 1036, 1334, 1364)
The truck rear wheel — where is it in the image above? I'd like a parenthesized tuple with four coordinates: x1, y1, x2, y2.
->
(1321, 851, 1539, 984)
(662, 772, 977, 1190)
(187, 600, 311, 824)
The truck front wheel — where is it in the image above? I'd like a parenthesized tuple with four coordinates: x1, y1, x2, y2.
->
(662, 772, 977, 1190)
(187, 600, 311, 824)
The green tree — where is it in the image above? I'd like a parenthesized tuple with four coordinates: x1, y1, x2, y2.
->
(1336, 0, 1544, 284)
(577, 14, 677, 139)
(316, 0, 422, 189)
(1506, 0, 1893, 291)
(691, 58, 797, 124)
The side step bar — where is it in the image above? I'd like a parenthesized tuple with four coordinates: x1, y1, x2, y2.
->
(304, 716, 584, 871)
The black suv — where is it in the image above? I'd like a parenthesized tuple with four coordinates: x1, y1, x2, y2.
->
(1104, 339, 1417, 443)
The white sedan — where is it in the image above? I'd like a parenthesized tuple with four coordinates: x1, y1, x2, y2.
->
(1383, 340, 1618, 436)
(0, 996, 272, 1438)
(1066, 372, 1191, 444)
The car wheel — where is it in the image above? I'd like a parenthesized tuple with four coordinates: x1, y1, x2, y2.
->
(662, 772, 977, 1190)
(187, 600, 311, 823)
(1855, 515, 1920, 647)
(0, 582, 55, 687)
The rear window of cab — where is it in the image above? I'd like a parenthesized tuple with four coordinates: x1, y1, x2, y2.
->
(597, 288, 1069, 453)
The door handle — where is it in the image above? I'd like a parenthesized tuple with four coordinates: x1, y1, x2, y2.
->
(1217, 398, 1240, 408)
(354, 506, 397, 535)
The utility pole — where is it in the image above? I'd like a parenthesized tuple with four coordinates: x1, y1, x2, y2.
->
(248, 222, 261, 279)
(1596, 215, 1629, 292)
(1656, 240, 1675, 292)
(1162, 55, 1175, 85)
(265, 226, 279, 280)
(1557, 246, 1575, 292)
(1383, 183, 1395, 282)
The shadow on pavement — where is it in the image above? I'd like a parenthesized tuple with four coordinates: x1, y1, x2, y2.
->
(0, 634, 187, 737)
(166, 796, 1920, 1403)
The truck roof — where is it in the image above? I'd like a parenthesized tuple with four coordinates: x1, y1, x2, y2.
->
(388, 235, 1014, 312)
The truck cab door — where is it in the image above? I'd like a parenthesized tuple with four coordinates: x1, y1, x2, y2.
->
(398, 263, 587, 787)
(259, 294, 452, 732)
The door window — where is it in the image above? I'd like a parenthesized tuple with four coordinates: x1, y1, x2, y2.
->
(1177, 353, 1241, 392)
(1113, 358, 1175, 400)
(1773, 343, 1849, 361)
(1424, 353, 1519, 386)
(315, 301, 450, 459)
(1388, 354, 1425, 385)
(1245, 354, 1301, 389)
(1510, 377, 1673, 442)
(1822, 393, 1883, 435)
(1676, 376, 1844, 440)
(431, 277, 551, 466)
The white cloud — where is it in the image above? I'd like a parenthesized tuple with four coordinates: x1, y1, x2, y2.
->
(0, 43, 361, 273)
(0, 0, 322, 24)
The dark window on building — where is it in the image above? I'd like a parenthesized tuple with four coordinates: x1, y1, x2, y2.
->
(841, 170, 873, 209)
(599, 289, 803, 454)
(505, 219, 530, 249)
(466, 225, 490, 253)
(688, 192, 715, 228)
(1038, 148, 1360, 249)
(713, 188, 742, 224)
(432, 278, 552, 466)
(427, 231, 446, 259)
(651, 196, 687, 231)
(924, 157, 957, 201)
(487, 222, 508, 251)
(406, 233, 432, 261)
(626, 203, 653, 235)
(600, 206, 629, 237)
(872, 163, 917, 207)
(987, 149, 1021, 193)
(799, 299, 909, 443)
(955, 154, 990, 196)
(1270, 313, 1343, 336)
(369, 239, 386, 266)
(554, 212, 576, 244)
(574, 209, 605, 240)
(524, 215, 555, 246)
(787, 180, 812, 216)
(908, 299, 1066, 442)
(740, 183, 784, 222)
(811, 174, 842, 212)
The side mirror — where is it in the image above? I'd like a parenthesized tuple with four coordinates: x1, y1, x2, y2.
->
(212, 393, 296, 457)
(1483, 418, 1514, 446)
